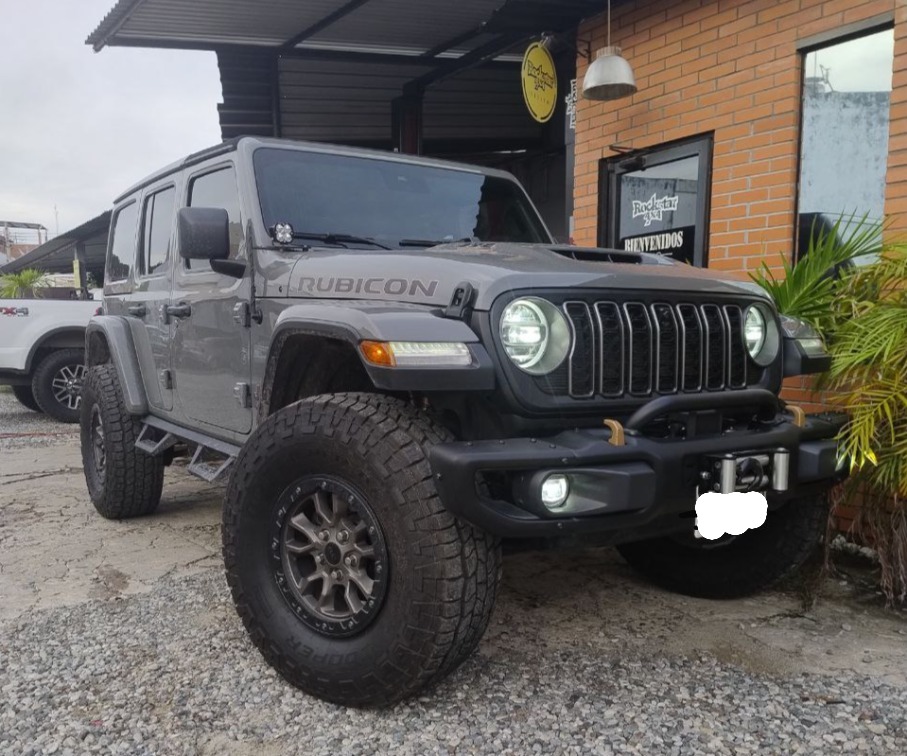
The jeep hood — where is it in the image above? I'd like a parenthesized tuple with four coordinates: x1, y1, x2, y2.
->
(283, 242, 768, 311)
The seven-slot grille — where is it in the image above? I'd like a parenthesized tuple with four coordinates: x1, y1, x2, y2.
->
(560, 301, 749, 399)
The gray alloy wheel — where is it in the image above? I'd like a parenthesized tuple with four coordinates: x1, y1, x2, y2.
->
(223, 393, 502, 707)
(51, 363, 86, 413)
(32, 348, 87, 423)
(275, 475, 389, 637)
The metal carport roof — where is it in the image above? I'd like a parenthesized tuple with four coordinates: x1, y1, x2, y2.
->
(0, 212, 111, 282)
(87, 0, 602, 57)
(87, 0, 605, 152)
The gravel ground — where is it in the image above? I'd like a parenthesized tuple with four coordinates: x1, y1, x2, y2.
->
(2, 569, 906, 756)
(2, 388, 907, 755)
(0, 386, 80, 450)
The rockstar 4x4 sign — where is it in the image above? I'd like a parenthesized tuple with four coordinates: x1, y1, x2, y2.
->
(521, 42, 557, 123)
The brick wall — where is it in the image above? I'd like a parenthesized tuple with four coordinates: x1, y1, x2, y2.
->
(574, 0, 904, 269)
(574, 0, 907, 535)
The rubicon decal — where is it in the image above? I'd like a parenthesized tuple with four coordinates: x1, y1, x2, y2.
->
(296, 277, 439, 299)
(1, 306, 29, 317)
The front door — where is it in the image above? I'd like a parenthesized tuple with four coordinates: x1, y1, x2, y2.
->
(170, 163, 252, 435)
(600, 134, 713, 267)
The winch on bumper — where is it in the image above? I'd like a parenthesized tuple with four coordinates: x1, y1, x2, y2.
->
(429, 389, 848, 541)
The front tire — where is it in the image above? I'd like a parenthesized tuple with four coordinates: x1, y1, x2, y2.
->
(31, 348, 86, 423)
(11, 384, 41, 412)
(80, 364, 164, 519)
(223, 393, 501, 708)
(617, 494, 829, 599)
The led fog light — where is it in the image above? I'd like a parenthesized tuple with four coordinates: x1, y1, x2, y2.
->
(541, 474, 570, 510)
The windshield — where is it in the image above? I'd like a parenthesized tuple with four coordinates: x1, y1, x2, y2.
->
(253, 148, 550, 248)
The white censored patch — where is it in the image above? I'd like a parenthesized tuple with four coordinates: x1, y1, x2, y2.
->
(695, 491, 768, 541)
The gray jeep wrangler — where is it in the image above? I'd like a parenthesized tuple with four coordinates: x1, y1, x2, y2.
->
(81, 137, 844, 707)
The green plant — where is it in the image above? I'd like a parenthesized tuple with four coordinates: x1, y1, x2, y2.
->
(824, 248, 907, 604)
(751, 216, 907, 605)
(0, 268, 48, 298)
(750, 214, 882, 332)
(826, 248, 907, 493)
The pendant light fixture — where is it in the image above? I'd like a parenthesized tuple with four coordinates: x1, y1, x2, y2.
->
(582, 0, 637, 101)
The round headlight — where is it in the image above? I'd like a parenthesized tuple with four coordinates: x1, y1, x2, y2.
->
(744, 306, 766, 357)
(500, 297, 570, 375)
(743, 304, 780, 367)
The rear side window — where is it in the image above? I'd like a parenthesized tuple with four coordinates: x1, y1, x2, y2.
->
(187, 166, 243, 270)
(140, 186, 176, 276)
(107, 202, 138, 282)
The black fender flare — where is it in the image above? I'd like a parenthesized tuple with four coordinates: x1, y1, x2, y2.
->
(85, 316, 148, 415)
(262, 303, 495, 412)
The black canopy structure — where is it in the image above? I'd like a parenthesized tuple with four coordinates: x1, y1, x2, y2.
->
(88, 0, 608, 237)
(88, 0, 601, 150)
(0, 211, 111, 284)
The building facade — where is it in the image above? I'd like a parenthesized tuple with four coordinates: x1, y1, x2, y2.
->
(573, 0, 904, 275)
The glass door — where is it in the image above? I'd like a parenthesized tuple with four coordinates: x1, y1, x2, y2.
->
(599, 135, 713, 267)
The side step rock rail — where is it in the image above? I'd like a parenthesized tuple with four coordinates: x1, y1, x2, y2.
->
(136, 416, 241, 482)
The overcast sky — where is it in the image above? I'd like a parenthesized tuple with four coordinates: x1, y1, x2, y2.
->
(1, 1, 222, 236)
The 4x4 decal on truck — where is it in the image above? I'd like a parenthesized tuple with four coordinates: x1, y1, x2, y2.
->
(1, 306, 29, 317)
(296, 276, 439, 298)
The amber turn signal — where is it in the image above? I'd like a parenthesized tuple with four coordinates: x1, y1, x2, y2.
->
(359, 341, 396, 367)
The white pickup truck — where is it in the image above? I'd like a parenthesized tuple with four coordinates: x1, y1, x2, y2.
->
(0, 293, 101, 422)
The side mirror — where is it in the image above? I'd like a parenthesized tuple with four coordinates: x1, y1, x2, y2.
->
(178, 207, 229, 261)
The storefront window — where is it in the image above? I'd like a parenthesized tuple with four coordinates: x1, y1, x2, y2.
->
(599, 136, 713, 267)
(798, 28, 894, 256)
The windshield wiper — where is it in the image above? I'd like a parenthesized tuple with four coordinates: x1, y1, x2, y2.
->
(291, 232, 391, 250)
(398, 237, 474, 248)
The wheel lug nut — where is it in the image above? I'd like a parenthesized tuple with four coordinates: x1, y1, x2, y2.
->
(337, 530, 349, 544)
(331, 569, 343, 581)
(317, 554, 325, 564)
(318, 530, 330, 541)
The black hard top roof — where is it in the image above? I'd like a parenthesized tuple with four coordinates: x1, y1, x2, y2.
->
(113, 136, 515, 205)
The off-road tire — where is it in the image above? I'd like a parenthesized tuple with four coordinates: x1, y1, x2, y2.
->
(31, 348, 85, 423)
(617, 494, 829, 599)
(223, 392, 502, 708)
(11, 384, 41, 412)
(80, 364, 164, 519)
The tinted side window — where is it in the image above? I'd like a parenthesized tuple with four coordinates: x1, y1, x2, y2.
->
(107, 202, 138, 282)
(187, 166, 242, 270)
(141, 186, 176, 276)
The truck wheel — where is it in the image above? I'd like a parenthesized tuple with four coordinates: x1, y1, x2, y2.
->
(223, 393, 501, 707)
(80, 364, 164, 519)
(31, 348, 86, 423)
(11, 384, 41, 412)
(617, 494, 829, 599)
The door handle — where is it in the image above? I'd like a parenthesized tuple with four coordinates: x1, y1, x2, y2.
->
(127, 304, 147, 318)
(164, 302, 192, 320)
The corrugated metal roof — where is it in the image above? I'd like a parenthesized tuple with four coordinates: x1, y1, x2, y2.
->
(0, 212, 111, 278)
(88, 0, 603, 55)
(90, 0, 602, 158)
(308, 0, 501, 53)
(89, 0, 344, 49)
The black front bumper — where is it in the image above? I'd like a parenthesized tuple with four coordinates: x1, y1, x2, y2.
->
(429, 405, 847, 540)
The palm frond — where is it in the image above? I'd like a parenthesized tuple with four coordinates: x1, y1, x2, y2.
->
(750, 213, 884, 331)
(0, 269, 48, 299)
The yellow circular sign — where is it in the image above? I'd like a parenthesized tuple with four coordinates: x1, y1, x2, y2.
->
(521, 42, 558, 123)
